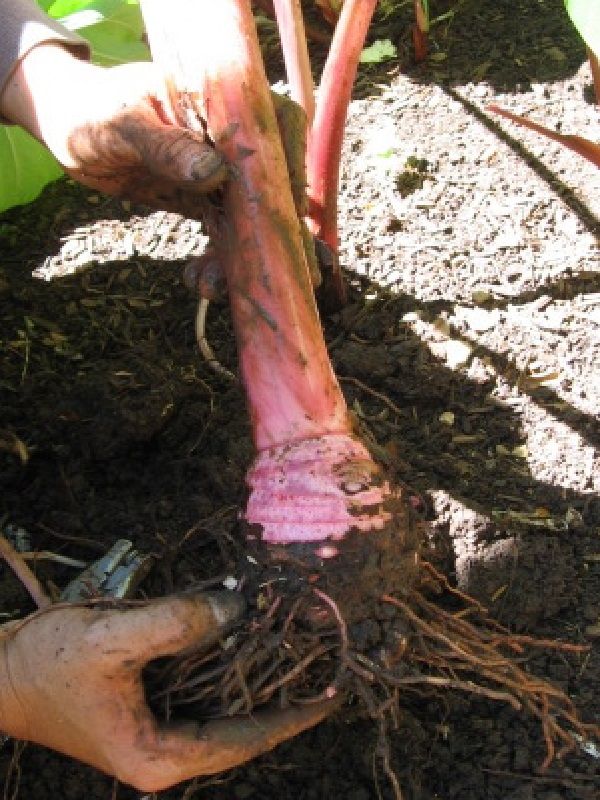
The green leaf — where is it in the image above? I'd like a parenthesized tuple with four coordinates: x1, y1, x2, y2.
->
(47, 0, 139, 22)
(0, 0, 148, 214)
(51, 0, 149, 65)
(565, 0, 600, 54)
(77, 33, 149, 66)
(360, 39, 398, 64)
(0, 128, 63, 214)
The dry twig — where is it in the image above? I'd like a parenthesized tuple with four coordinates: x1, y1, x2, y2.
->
(0, 531, 51, 609)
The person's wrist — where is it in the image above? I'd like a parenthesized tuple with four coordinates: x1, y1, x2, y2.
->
(0, 42, 91, 144)
(0, 634, 28, 740)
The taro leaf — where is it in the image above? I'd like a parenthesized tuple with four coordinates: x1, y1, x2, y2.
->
(65, 25, 149, 66)
(48, 0, 150, 66)
(0, 0, 149, 213)
(0, 128, 63, 214)
(360, 39, 398, 64)
(564, 0, 600, 55)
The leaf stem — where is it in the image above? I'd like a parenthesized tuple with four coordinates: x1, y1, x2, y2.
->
(488, 104, 600, 168)
(306, 0, 378, 303)
(272, 0, 315, 124)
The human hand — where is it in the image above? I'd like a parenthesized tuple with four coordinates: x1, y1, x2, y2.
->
(0, 43, 228, 213)
(0, 593, 338, 791)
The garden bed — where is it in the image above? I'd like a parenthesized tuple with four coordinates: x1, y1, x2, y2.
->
(1, 0, 599, 797)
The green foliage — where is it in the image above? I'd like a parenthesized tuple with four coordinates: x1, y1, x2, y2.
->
(360, 38, 398, 64)
(565, 0, 600, 54)
(46, 0, 149, 65)
(0, 0, 149, 214)
(376, 0, 413, 21)
(0, 128, 63, 214)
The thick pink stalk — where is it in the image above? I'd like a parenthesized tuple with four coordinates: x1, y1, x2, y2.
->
(306, 0, 378, 301)
(273, 0, 315, 124)
(142, 0, 348, 449)
(142, 0, 392, 543)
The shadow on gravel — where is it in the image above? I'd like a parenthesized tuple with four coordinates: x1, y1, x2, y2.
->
(358, 0, 590, 97)
(325, 272, 599, 629)
(441, 88, 600, 239)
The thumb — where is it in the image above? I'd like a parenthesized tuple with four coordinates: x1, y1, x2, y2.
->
(116, 110, 229, 191)
(139, 697, 344, 789)
(101, 591, 244, 667)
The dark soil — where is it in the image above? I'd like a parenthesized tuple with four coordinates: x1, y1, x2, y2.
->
(1, 0, 599, 798)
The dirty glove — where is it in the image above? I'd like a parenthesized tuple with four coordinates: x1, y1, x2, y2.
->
(0, 42, 227, 212)
(0, 593, 338, 792)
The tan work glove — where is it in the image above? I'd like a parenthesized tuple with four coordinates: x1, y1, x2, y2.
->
(0, 593, 337, 792)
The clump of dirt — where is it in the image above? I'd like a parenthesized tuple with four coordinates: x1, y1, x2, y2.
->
(148, 490, 420, 717)
(247, 491, 419, 620)
(395, 156, 432, 198)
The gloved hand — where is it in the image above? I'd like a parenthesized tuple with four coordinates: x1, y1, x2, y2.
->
(0, 42, 228, 213)
(0, 593, 338, 791)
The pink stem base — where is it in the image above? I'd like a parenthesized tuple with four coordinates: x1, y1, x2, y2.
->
(244, 434, 393, 544)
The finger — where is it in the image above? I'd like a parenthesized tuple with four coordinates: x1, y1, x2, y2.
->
(93, 591, 244, 666)
(117, 112, 229, 191)
(105, 64, 228, 190)
(197, 697, 343, 770)
(149, 697, 343, 787)
(63, 167, 214, 219)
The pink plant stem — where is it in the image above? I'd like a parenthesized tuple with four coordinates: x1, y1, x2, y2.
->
(142, 0, 350, 451)
(142, 0, 392, 544)
(306, 0, 378, 300)
(488, 104, 600, 168)
(272, 0, 315, 125)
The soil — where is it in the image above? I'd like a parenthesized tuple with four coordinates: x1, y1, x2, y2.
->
(1, 0, 599, 798)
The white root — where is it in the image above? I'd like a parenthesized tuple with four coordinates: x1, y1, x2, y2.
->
(195, 298, 236, 381)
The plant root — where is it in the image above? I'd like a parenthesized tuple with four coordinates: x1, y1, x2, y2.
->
(195, 298, 236, 382)
(2, 739, 25, 800)
(147, 557, 599, 792)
